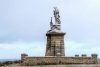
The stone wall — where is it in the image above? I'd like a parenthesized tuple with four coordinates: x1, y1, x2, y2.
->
(21, 56, 98, 66)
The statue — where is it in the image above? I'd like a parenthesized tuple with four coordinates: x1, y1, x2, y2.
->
(48, 7, 61, 33)
(54, 7, 61, 25)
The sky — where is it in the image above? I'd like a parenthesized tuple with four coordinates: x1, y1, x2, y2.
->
(0, 0, 100, 59)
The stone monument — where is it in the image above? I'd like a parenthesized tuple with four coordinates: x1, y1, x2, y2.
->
(45, 7, 65, 56)
(21, 7, 98, 66)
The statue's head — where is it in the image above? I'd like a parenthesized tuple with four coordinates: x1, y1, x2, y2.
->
(54, 7, 58, 11)
(54, 7, 57, 9)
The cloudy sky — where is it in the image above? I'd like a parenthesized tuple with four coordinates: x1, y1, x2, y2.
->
(0, 0, 100, 59)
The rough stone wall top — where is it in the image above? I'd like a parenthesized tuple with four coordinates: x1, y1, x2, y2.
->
(22, 56, 98, 66)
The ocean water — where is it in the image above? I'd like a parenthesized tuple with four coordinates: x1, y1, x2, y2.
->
(0, 59, 19, 62)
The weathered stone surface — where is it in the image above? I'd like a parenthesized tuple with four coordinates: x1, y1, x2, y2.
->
(21, 56, 98, 66)
(45, 32, 65, 57)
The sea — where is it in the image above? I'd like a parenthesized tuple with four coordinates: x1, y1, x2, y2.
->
(0, 59, 20, 62)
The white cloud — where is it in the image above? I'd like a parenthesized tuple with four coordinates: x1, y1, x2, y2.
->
(65, 40, 100, 57)
(0, 41, 45, 59)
